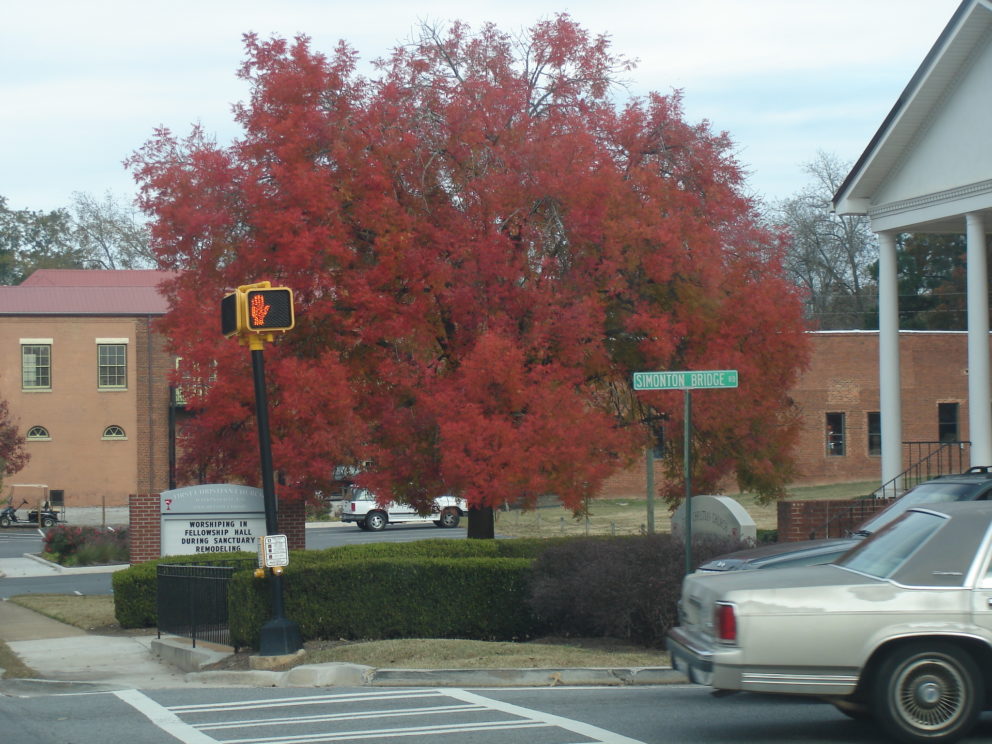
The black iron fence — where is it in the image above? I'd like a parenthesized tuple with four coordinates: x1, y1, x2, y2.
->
(157, 564, 242, 649)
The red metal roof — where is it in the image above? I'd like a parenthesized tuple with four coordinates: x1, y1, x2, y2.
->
(19, 269, 176, 288)
(0, 270, 176, 315)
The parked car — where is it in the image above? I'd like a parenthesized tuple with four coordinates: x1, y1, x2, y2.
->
(668, 501, 992, 743)
(340, 489, 466, 531)
(697, 467, 992, 573)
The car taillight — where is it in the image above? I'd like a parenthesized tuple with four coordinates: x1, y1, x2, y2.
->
(350, 503, 356, 512)
(714, 602, 737, 643)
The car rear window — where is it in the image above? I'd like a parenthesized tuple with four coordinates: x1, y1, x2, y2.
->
(859, 482, 980, 534)
(837, 511, 944, 579)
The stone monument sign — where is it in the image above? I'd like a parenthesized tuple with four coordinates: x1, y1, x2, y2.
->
(671, 494, 757, 545)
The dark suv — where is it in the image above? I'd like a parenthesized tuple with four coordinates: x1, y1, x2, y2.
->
(697, 467, 992, 572)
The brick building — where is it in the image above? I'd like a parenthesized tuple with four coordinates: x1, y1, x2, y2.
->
(600, 329, 976, 500)
(0, 270, 178, 507)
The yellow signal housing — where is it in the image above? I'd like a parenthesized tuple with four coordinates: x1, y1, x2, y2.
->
(220, 281, 296, 339)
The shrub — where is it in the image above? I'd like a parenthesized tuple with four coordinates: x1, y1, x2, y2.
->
(113, 534, 739, 648)
(228, 555, 542, 648)
(113, 539, 551, 642)
(526, 534, 745, 647)
(43, 525, 129, 566)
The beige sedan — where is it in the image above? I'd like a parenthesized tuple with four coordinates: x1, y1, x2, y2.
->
(668, 501, 992, 744)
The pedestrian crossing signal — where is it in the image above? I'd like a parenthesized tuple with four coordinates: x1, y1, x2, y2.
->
(245, 288, 294, 332)
(221, 291, 242, 338)
(220, 283, 295, 338)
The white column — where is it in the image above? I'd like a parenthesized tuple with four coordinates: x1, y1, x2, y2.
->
(966, 212, 992, 467)
(878, 231, 903, 487)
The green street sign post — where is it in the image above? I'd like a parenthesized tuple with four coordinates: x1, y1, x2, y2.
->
(633, 369, 738, 391)
(633, 369, 739, 575)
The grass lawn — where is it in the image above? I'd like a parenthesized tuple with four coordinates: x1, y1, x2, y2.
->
(494, 481, 879, 538)
(10, 594, 119, 631)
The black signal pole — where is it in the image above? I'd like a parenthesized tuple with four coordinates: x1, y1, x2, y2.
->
(249, 335, 302, 656)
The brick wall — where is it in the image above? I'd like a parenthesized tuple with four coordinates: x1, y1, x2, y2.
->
(128, 492, 306, 563)
(789, 331, 970, 486)
(777, 497, 894, 542)
(134, 318, 175, 495)
(277, 498, 306, 550)
(129, 493, 161, 563)
(599, 457, 665, 500)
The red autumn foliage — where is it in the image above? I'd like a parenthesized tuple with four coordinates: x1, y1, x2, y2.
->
(128, 17, 809, 511)
(0, 398, 29, 478)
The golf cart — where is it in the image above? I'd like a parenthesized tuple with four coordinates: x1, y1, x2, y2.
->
(0, 484, 63, 528)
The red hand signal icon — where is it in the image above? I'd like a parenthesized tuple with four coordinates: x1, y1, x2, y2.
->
(250, 293, 271, 327)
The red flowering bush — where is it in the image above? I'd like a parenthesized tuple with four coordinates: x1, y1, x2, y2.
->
(43, 525, 129, 566)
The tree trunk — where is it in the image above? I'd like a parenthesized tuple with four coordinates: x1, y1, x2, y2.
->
(467, 506, 494, 539)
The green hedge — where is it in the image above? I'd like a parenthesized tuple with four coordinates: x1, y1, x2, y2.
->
(228, 556, 540, 648)
(112, 535, 708, 649)
(112, 539, 553, 632)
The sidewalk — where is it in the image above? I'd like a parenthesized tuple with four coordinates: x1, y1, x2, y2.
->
(0, 540, 683, 691)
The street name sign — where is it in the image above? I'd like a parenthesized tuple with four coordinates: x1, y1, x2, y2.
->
(633, 369, 739, 391)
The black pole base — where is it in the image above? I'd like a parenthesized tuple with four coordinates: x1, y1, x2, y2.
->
(467, 506, 495, 539)
(258, 617, 303, 656)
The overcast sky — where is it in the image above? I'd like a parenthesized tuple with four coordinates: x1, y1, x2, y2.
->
(1, 0, 963, 213)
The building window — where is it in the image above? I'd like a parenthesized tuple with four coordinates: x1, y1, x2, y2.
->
(97, 344, 127, 389)
(102, 425, 126, 440)
(826, 412, 845, 456)
(22, 344, 51, 390)
(867, 412, 881, 456)
(26, 426, 50, 440)
(938, 402, 960, 442)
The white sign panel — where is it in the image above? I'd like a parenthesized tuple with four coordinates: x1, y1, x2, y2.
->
(160, 484, 267, 557)
(259, 534, 290, 567)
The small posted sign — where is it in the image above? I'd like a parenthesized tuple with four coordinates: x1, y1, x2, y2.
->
(258, 534, 290, 568)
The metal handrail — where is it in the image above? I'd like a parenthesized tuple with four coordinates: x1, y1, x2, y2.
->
(870, 441, 971, 500)
(812, 441, 971, 539)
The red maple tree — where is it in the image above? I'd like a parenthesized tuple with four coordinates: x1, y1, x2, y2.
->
(129, 17, 809, 512)
(0, 399, 29, 482)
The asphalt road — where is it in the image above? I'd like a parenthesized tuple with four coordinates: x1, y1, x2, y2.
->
(305, 521, 469, 548)
(5, 684, 992, 743)
(0, 528, 46, 559)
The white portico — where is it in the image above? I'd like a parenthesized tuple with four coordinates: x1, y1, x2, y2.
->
(834, 0, 992, 485)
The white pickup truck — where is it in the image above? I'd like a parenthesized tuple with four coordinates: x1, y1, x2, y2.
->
(340, 489, 466, 531)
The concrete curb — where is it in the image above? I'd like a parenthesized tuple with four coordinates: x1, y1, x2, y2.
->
(20, 552, 129, 574)
(181, 661, 686, 688)
(153, 636, 687, 688)
(364, 666, 686, 687)
(151, 638, 235, 672)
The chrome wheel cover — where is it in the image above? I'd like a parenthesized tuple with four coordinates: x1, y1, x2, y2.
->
(892, 656, 967, 732)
